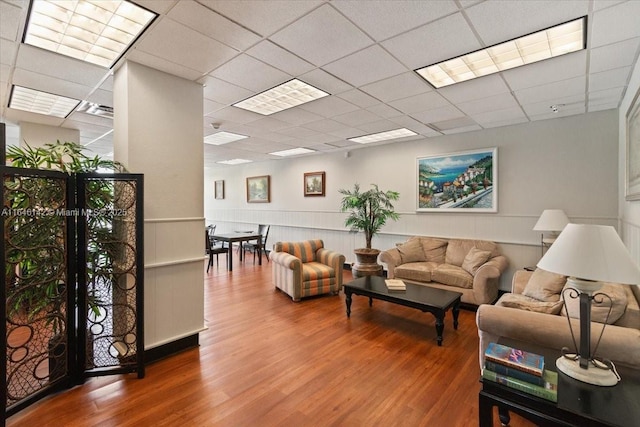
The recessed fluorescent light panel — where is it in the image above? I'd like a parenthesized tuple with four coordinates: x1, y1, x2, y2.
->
(270, 147, 316, 157)
(416, 16, 586, 88)
(217, 159, 253, 165)
(24, 0, 157, 68)
(348, 128, 418, 144)
(204, 131, 249, 145)
(9, 85, 81, 118)
(233, 79, 330, 115)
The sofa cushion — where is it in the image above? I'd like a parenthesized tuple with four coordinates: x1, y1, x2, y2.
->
(444, 239, 472, 267)
(420, 237, 448, 263)
(461, 247, 492, 275)
(395, 262, 438, 282)
(562, 282, 628, 324)
(522, 268, 567, 302)
(497, 293, 564, 314)
(397, 238, 426, 263)
(432, 264, 473, 289)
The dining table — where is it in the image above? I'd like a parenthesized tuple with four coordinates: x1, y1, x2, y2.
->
(213, 232, 262, 271)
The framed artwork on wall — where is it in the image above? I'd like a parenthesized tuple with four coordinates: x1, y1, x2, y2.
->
(626, 86, 640, 201)
(215, 180, 224, 199)
(416, 147, 498, 212)
(304, 171, 325, 196)
(246, 175, 270, 203)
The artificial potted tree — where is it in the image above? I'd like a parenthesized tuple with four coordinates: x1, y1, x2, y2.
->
(339, 183, 399, 278)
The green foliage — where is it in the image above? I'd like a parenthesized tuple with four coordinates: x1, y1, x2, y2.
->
(339, 183, 399, 249)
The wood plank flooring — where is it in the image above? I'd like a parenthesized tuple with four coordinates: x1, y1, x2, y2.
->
(6, 252, 535, 426)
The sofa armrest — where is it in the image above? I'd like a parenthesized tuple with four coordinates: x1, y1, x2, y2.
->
(316, 248, 346, 286)
(270, 251, 302, 272)
(476, 304, 640, 370)
(472, 255, 508, 304)
(379, 248, 402, 278)
(512, 269, 534, 294)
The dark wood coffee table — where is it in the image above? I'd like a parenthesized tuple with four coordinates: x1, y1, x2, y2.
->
(343, 275, 461, 346)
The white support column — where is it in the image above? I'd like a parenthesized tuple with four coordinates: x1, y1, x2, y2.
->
(113, 61, 205, 351)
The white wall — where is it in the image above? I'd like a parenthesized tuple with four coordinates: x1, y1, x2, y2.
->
(619, 52, 640, 268)
(205, 110, 619, 290)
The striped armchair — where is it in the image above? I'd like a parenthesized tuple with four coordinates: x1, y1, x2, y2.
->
(270, 239, 345, 302)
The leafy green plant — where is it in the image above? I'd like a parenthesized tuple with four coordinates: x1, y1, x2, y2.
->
(339, 183, 400, 250)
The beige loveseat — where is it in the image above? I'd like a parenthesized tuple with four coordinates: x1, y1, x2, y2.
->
(379, 236, 508, 306)
(476, 269, 640, 369)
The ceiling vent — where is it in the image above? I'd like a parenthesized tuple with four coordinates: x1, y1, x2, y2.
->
(77, 102, 114, 118)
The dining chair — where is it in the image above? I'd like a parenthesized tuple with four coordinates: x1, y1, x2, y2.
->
(205, 226, 227, 272)
(243, 224, 270, 264)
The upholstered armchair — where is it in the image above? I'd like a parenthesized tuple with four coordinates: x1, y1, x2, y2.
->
(270, 239, 345, 302)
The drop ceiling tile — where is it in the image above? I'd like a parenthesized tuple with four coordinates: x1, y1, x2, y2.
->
(366, 103, 403, 119)
(201, 76, 254, 105)
(438, 74, 511, 104)
(278, 126, 323, 139)
(332, 109, 381, 126)
(245, 117, 291, 132)
(589, 38, 640, 73)
(411, 105, 465, 124)
(168, 1, 261, 51)
(389, 91, 452, 114)
(85, 88, 112, 107)
(12, 68, 92, 100)
(135, 18, 238, 74)
(301, 132, 344, 144)
(246, 41, 315, 76)
(335, 89, 380, 108)
(589, 67, 631, 93)
(457, 93, 519, 115)
(589, 87, 625, 106)
(594, 0, 626, 11)
(204, 99, 225, 115)
(469, 106, 527, 126)
(298, 96, 359, 117)
(0, 0, 24, 40)
(210, 54, 291, 92)
(481, 117, 529, 129)
(388, 115, 440, 136)
(356, 119, 412, 134)
(589, 102, 619, 112)
(136, 0, 178, 14)
(270, 4, 373, 66)
(303, 118, 351, 133)
(591, 0, 640, 48)
(502, 50, 587, 92)
(382, 13, 481, 69)
(360, 72, 431, 103)
(208, 106, 263, 124)
(298, 68, 352, 94)
(514, 76, 586, 105)
(441, 124, 483, 135)
(199, 0, 322, 37)
(520, 93, 585, 116)
(0, 39, 17, 67)
(126, 49, 204, 81)
(256, 131, 296, 143)
(270, 107, 324, 126)
(529, 104, 585, 122)
(465, 0, 588, 46)
(332, 0, 457, 41)
(323, 45, 406, 87)
(326, 126, 368, 138)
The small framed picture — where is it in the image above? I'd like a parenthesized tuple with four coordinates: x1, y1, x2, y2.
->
(246, 175, 270, 203)
(214, 180, 224, 199)
(304, 171, 325, 197)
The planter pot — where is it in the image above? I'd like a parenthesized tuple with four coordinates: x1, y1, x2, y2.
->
(352, 248, 383, 278)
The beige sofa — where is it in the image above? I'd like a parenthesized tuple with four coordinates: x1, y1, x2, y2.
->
(379, 236, 508, 306)
(476, 269, 640, 369)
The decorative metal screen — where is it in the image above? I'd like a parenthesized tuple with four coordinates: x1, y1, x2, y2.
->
(2, 168, 76, 417)
(3, 169, 144, 422)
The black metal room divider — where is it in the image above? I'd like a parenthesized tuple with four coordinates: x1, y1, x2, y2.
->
(2, 167, 144, 422)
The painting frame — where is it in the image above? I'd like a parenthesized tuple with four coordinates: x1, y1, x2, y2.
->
(626, 85, 640, 201)
(214, 180, 224, 200)
(246, 175, 270, 203)
(304, 171, 325, 197)
(416, 147, 498, 213)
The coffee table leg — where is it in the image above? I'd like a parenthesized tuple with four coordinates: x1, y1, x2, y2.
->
(452, 301, 460, 330)
(345, 290, 352, 318)
(368, 297, 373, 307)
(435, 314, 444, 346)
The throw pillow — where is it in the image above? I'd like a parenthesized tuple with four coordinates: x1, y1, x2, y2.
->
(397, 238, 425, 263)
(461, 247, 491, 275)
(522, 268, 567, 302)
(498, 293, 564, 315)
(562, 282, 628, 324)
(421, 238, 448, 263)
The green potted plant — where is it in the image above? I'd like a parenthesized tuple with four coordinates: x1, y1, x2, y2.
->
(339, 183, 399, 277)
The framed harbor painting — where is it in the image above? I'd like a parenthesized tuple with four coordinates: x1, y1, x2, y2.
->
(246, 175, 270, 203)
(627, 86, 640, 201)
(416, 147, 497, 212)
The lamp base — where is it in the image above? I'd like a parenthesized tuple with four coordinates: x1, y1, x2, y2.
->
(556, 355, 619, 386)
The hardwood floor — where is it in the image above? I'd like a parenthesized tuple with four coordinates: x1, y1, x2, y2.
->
(6, 252, 535, 426)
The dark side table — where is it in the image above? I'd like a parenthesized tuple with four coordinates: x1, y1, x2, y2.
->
(479, 340, 640, 426)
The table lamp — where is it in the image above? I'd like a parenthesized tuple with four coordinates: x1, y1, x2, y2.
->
(537, 224, 640, 386)
(533, 209, 569, 255)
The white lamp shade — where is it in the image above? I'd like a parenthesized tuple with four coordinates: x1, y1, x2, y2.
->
(537, 224, 640, 285)
(533, 209, 570, 231)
